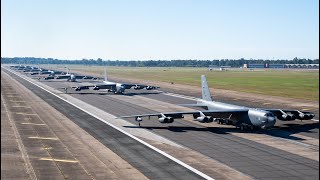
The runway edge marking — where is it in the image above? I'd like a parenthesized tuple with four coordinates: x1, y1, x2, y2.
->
(3, 67, 214, 180)
(1, 90, 37, 180)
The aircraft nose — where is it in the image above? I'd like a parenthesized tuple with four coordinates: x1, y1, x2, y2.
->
(266, 116, 276, 128)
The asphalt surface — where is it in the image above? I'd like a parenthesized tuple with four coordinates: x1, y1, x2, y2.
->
(2, 68, 205, 180)
(138, 92, 319, 140)
(3, 67, 319, 180)
(67, 92, 319, 180)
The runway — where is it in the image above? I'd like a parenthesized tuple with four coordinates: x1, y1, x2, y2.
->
(1, 68, 206, 179)
(2, 66, 319, 180)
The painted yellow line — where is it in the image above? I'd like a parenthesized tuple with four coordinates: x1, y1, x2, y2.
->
(21, 123, 46, 126)
(263, 103, 271, 105)
(28, 137, 58, 140)
(12, 106, 29, 108)
(233, 98, 241, 100)
(39, 158, 78, 163)
(302, 108, 310, 111)
(43, 147, 53, 150)
(15, 112, 37, 115)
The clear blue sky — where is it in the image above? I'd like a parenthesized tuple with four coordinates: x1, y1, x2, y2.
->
(1, 0, 319, 60)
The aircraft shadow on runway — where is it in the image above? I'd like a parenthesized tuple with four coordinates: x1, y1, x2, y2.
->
(123, 121, 319, 141)
(122, 92, 161, 96)
(268, 122, 319, 138)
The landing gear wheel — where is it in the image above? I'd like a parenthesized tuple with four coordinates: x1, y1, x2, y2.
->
(240, 125, 244, 131)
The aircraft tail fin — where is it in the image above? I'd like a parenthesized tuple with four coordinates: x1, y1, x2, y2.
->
(104, 67, 108, 81)
(201, 75, 213, 101)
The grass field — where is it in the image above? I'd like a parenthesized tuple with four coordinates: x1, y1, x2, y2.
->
(52, 65, 319, 101)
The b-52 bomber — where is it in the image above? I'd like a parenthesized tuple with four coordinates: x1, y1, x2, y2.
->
(41, 68, 98, 82)
(67, 68, 159, 94)
(119, 75, 315, 130)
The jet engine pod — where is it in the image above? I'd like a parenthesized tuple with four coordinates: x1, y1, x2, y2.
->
(288, 114, 296, 120)
(277, 114, 296, 121)
(158, 117, 174, 123)
(193, 114, 200, 119)
(93, 86, 100, 90)
(146, 86, 154, 90)
(196, 116, 209, 123)
(303, 113, 315, 120)
(208, 117, 214, 123)
(134, 85, 143, 90)
(296, 113, 313, 120)
(135, 117, 143, 122)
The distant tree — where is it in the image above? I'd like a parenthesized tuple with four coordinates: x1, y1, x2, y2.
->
(96, 58, 103, 65)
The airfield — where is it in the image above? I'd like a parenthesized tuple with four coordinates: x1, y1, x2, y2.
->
(1, 65, 319, 180)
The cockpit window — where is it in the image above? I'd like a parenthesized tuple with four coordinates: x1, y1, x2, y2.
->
(265, 113, 273, 117)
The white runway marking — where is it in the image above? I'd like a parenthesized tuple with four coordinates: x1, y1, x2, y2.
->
(28, 137, 58, 140)
(154, 90, 198, 101)
(39, 158, 78, 163)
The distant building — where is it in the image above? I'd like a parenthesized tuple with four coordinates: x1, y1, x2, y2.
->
(268, 64, 284, 68)
(247, 64, 265, 68)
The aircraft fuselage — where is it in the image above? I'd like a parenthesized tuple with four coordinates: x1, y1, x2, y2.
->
(198, 99, 276, 129)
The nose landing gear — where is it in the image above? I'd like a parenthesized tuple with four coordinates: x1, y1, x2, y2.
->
(238, 123, 255, 131)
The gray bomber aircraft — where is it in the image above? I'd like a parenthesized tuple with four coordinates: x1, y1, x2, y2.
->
(42, 68, 98, 82)
(70, 68, 159, 94)
(119, 75, 315, 130)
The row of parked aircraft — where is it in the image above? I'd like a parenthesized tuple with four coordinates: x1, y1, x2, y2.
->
(10, 65, 160, 94)
(9, 65, 315, 130)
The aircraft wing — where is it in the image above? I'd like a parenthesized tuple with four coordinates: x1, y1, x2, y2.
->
(55, 75, 70, 79)
(118, 109, 248, 119)
(74, 75, 87, 79)
(262, 109, 315, 120)
(122, 83, 160, 90)
(92, 83, 116, 89)
(69, 83, 116, 91)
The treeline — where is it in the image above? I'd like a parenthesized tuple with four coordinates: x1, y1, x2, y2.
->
(1, 57, 319, 67)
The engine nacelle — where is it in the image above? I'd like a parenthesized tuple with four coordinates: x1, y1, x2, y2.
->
(93, 86, 100, 90)
(299, 113, 315, 120)
(277, 114, 296, 121)
(135, 117, 143, 122)
(196, 116, 214, 123)
(146, 86, 154, 90)
(75, 87, 81, 91)
(158, 117, 174, 123)
(134, 86, 143, 90)
(196, 116, 208, 123)
(297, 113, 308, 120)
(193, 114, 200, 119)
